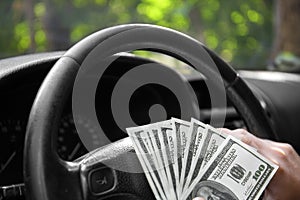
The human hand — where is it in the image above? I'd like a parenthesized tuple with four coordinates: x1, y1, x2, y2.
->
(217, 128, 300, 200)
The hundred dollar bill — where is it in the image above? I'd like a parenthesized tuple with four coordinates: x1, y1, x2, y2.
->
(184, 135, 278, 200)
(200, 125, 227, 169)
(159, 121, 181, 198)
(185, 124, 227, 193)
(147, 123, 177, 199)
(181, 118, 207, 193)
(138, 126, 174, 199)
(171, 118, 191, 193)
(126, 127, 167, 200)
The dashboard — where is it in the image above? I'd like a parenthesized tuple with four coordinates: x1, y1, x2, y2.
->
(0, 82, 87, 186)
(0, 52, 300, 199)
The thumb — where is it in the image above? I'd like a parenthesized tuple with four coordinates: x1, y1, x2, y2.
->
(220, 128, 264, 150)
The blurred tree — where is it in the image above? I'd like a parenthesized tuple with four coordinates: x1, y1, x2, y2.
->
(272, 0, 300, 57)
(271, 0, 300, 71)
(24, 0, 36, 52)
(136, 0, 274, 68)
(0, 0, 299, 71)
(42, 0, 71, 50)
(0, 0, 25, 58)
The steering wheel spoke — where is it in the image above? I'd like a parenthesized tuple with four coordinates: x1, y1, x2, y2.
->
(72, 137, 155, 200)
(76, 139, 128, 199)
(79, 162, 117, 200)
(51, 160, 83, 200)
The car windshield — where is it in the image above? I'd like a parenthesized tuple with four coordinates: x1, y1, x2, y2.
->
(1, 0, 300, 71)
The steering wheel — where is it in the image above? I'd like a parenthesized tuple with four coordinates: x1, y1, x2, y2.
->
(24, 24, 276, 200)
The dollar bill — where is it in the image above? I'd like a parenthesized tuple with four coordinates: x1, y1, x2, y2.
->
(153, 121, 180, 199)
(181, 118, 207, 193)
(184, 124, 227, 195)
(147, 122, 178, 200)
(184, 135, 278, 200)
(126, 127, 167, 200)
(127, 119, 278, 200)
(171, 118, 191, 194)
(200, 125, 227, 169)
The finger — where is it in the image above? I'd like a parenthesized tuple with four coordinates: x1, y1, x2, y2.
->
(244, 138, 293, 168)
(219, 128, 267, 151)
(261, 141, 299, 166)
(219, 128, 247, 141)
(193, 197, 205, 200)
(220, 128, 254, 144)
(218, 128, 231, 134)
(219, 128, 288, 164)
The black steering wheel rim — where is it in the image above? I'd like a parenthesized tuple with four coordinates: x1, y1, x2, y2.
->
(24, 24, 275, 200)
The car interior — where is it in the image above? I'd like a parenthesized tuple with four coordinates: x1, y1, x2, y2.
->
(0, 23, 300, 200)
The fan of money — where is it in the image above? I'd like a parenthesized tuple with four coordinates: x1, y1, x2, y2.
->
(126, 118, 278, 200)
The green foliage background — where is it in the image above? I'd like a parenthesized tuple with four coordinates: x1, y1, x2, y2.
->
(0, 0, 274, 69)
